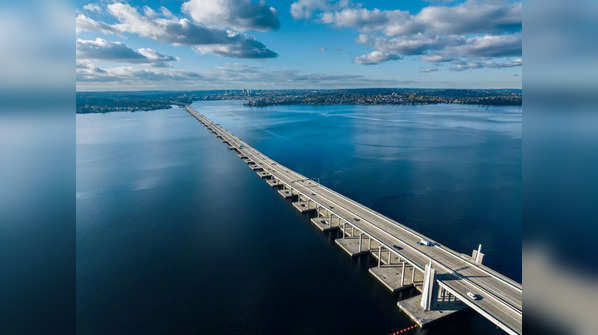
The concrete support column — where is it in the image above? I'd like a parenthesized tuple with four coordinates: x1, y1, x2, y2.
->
(343, 222, 346, 238)
(420, 261, 436, 311)
(411, 266, 416, 284)
(358, 233, 363, 252)
(368, 238, 372, 251)
(472, 244, 485, 264)
(387, 250, 391, 265)
(378, 247, 382, 267)
(401, 262, 406, 286)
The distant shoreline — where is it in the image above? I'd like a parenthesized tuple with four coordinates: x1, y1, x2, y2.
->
(76, 88, 521, 114)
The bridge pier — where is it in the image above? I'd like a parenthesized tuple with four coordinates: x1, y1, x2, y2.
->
(291, 195, 317, 214)
(266, 178, 282, 188)
(249, 163, 263, 171)
(368, 261, 422, 293)
(277, 187, 294, 199)
(310, 207, 339, 232)
(368, 245, 423, 293)
(310, 216, 337, 232)
(396, 261, 466, 328)
(256, 170, 271, 179)
(335, 224, 369, 257)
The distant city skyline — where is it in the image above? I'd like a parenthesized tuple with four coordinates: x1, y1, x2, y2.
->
(76, 0, 522, 91)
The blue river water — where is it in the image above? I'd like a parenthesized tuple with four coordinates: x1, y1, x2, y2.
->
(77, 100, 521, 334)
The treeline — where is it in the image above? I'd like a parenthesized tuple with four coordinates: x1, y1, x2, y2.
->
(76, 88, 521, 113)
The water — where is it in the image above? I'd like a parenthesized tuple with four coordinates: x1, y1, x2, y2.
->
(77, 101, 521, 334)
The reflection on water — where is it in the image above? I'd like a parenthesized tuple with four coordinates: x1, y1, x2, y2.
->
(77, 102, 521, 334)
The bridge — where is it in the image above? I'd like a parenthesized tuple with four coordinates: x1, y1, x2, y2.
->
(185, 106, 522, 335)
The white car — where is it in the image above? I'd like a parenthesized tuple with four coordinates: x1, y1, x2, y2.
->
(467, 292, 482, 300)
(418, 238, 433, 246)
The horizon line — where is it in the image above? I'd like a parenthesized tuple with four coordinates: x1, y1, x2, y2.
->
(76, 87, 523, 93)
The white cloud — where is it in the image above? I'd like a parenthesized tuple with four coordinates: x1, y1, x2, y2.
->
(83, 3, 102, 13)
(353, 33, 521, 68)
(76, 3, 277, 59)
(182, 0, 279, 31)
(137, 48, 179, 65)
(320, 0, 520, 36)
(450, 58, 522, 71)
(361, 34, 463, 56)
(421, 54, 454, 62)
(321, 8, 413, 35)
(354, 50, 401, 65)
(354, 32, 520, 63)
(415, 1, 520, 34)
(76, 61, 203, 84)
(76, 14, 117, 35)
(447, 34, 522, 58)
(76, 38, 177, 67)
(191, 35, 277, 58)
(291, 0, 332, 19)
(101, 3, 277, 58)
(307, 0, 522, 70)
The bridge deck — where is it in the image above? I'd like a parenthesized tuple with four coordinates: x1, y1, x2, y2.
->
(186, 106, 522, 335)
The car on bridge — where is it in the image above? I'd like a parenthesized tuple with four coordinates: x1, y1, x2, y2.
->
(418, 238, 433, 246)
(467, 292, 482, 300)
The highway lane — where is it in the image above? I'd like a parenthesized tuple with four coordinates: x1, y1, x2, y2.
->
(186, 107, 522, 335)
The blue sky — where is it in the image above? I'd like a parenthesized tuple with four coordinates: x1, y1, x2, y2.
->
(76, 0, 521, 91)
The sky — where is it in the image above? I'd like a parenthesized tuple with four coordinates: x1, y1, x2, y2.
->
(75, 0, 522, 91)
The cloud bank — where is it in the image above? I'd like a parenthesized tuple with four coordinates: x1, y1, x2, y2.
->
(291, 0, 335, 19)
(76, 14, 117, 35)
(182, 0, 280, 31)
(292, 0, 522, 70)
(320, 1, 520, 36)
(76, 2, 277, 59)
(76, 61, 203, 84)
(76, 38, 177, 67)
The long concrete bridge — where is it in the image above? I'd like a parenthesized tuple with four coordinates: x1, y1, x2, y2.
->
(185, 106, 522, 334)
